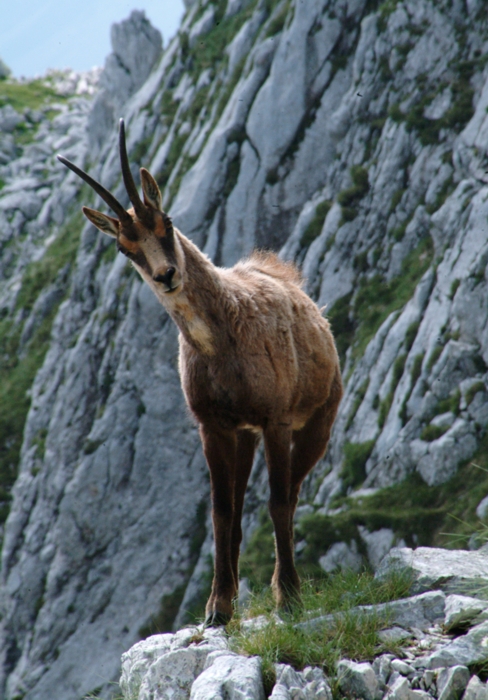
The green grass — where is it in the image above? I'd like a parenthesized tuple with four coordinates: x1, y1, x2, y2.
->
(0, 78, 65, 112)
(185, 0, 260, 76)
(265, 1, 290, 38)
(228, 569, 412, 692)
(390, 75, 475, 147)
(138, 585, 187, 637)
(16, 210, 83, 312)
(337, 165, 370, 223)
(340, 440, 375, 492)
(300, 200, 332, 249)
(0, 210, 83, 524)
(420, 424, 449, 442)
(378, 354, 407, 428)
(326, 293, 354, 370)
(349, 235, 434, 362)
(466, 382, 486, 406)
(345, 379, 369, 430)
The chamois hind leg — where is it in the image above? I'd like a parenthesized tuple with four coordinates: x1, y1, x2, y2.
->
(263, 423, 300, 610)
(200, 425, 237, 627)
(231, 430, 259, 590)
(290, 371, 343, 531)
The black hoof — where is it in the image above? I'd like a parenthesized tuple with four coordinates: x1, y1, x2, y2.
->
(204, 611, 231, 628)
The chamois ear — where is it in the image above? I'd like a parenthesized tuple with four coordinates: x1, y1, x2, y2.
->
(82, 206, 120, 238)
(140, 168, 162, 211)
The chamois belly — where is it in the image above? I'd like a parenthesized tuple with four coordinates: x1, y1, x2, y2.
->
(179, 334, 332, 431)
(179, 342, 293, 426)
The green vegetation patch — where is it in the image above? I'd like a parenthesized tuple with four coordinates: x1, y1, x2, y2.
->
(300, 200, 332, 249)
(345, 379, 369, 430)
(228, 569, 412, 691)
(326, 292, 354, 369)
(420, 424, 449, 442)
(240, 511, 276, 587)
(346, 235, 433, 363)
(466, 382, 486, 406)
(340, 440, 375, 492)
(16, 210, 83, 312)
(388, 72, 476, 147)
(378, 354, 407, 428)
(337, 165, 370, 223)
(139, 584, 187, 637)
(185, 0, 260, 76)
(0, 78, 65, 112)
(265, 1, 290, 38)
(0, 211, 83, 525)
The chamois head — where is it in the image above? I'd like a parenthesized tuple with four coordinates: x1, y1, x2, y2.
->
(57, 119, 183, 296)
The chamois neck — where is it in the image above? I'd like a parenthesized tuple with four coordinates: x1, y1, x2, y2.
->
(165, 232, 224, 355)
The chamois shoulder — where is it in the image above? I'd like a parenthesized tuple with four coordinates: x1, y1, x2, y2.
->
(230, 251, 303, 288)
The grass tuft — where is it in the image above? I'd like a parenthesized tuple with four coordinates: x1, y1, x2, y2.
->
(341, 440, 375, 492)
(300, 200, 332, 249)
(228, 570, 412, 687)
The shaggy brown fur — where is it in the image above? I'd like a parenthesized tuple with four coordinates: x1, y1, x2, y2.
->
(58, 121, 343, 626)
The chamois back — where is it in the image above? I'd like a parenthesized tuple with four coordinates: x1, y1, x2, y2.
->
(233, 250, 303, 287)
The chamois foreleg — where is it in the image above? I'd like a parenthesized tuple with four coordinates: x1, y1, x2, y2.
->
(263, 423, 300, 609)
(231, 430, 258, 588)
(289, 372, 343, 532)
(200, 425, 237, 627)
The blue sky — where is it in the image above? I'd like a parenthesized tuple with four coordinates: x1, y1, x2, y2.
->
(1, 0, 185, 79)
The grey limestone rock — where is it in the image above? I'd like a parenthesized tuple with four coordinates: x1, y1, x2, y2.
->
(358, 526, 396, 570)
(416, 620, 488, 668)
(190, 651, 265, 700)
(0, 105, 22, 132)
(270, 664, 332, 700)
(376, 548, 488, 596)
(462, 676, 488, 700)
(120, 627, 229, 699)
(87, 11, 162, 148)
(444, 595, 488, 632)
(319, 540, 362, 573)
(437, 666, 471, 700)
(296, 591, 445, 634)
(337, 659, 379, 700)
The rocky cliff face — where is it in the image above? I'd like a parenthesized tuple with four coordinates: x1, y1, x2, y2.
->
(1, 0, 488, 698)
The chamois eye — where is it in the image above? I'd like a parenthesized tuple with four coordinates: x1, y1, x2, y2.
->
(117, 244, 132, 258)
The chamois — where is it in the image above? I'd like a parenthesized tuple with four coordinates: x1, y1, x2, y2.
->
(58, 120, 342, 626)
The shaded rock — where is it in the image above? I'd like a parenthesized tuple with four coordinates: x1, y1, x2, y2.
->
(444, 595, 488, 631)
(378, 627, 413, 644)
(476, 496, 488, 520)
(437, 666, 470, 700)
(358, 526, 396, 570)
(415, 620, 488, 669)
(319, 540, 362, 573)
(190, 651, 265, 700)
(387, 676, 413, 700)
(270, 664, 332, 700)
(0, 105, 22, 132)
(462, 676, 488, 700)
(337, 659, 379, 700)
(391, 659, 414, 676)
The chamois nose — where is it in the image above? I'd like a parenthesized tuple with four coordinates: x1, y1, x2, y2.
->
(153, 267, 176, 287)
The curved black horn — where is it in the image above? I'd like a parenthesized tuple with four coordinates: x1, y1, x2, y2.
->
(57, 155, 131, 223)
(119, 119, 146, 218)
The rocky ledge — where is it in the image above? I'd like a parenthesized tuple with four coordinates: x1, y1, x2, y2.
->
(121, 547, 488, 700)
